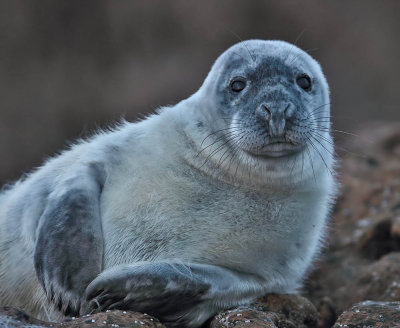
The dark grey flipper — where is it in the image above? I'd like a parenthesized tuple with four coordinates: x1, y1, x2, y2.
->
(83, 262, 266, 328)
(34, 163, 106, 316)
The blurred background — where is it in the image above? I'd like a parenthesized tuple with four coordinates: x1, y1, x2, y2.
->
(0, 0, 399, 185)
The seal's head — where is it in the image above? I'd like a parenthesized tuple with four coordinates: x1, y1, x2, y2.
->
(189, 40, 333, 185)
(189, 40, 333, 184)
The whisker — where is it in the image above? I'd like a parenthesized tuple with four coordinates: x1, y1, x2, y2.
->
(312, 117, 333, 121)
(216, 133, 247, 169)
(310, 134, 336, 157)
(307, 134, 333, 176)
(288, 53, 302, 66)
(199, 129, 253, 170)
(313, 130, 367, 158)
(198, 131, 241, 158)
(234, 140, 248, 181)
(200, 127, 242, 147)
(310, 126, 361, 139)
(223, 27, 256, 62)
(304, 48, 319, 53)
(308, 130, 335, 146)
(312, 116, 333, 119)
(227, 132, 253, 175)
(305, 144, 316, 182)
(294, 28, 307, 45)
(231, 51, 248, 62)
(199, 139, 232, 169)
(307, 103, 332, 118)
(331, 129, 360, 138)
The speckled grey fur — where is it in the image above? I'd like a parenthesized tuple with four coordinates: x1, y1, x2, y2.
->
(0, 40, 337, 327)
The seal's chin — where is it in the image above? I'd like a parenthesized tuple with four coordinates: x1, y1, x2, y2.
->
(245, 142, 305, 159)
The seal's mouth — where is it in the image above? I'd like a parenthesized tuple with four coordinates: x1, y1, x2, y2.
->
(245, 142, 305, 158)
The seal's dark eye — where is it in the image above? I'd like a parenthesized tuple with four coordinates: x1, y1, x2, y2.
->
(296, 75, 312, 91)
(230, 78, 246, 92)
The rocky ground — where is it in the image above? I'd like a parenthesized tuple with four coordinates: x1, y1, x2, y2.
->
(1, 122, 400, 328)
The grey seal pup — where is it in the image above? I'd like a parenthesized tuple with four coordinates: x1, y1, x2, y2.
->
(0, 40, 337, 327)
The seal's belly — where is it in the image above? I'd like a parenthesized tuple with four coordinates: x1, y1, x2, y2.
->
(100, 172, 324, 284)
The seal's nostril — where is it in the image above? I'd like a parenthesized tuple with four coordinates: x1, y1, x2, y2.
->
(284, 104, 290, 114)
(262, 104, 272, 120)
(284, 104, 292, 119)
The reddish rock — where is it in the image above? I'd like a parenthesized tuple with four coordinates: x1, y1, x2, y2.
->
(333, 301, 400, 328)
(57, 311, 165, 327)
(306, 123, 400, 322)
(355, 253, 400, 301)
(0, 308, 165, 328)
(209, 307, 277, 328)
(314, 297, 336, 328)
(210, 294, 319, 328)
(253, 294, 319, 328)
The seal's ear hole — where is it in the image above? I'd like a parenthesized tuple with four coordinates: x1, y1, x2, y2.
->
(229, 77, 247, 93)
(296, 74, 312, 91)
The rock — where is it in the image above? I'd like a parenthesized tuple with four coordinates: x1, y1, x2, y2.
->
(306, 123, 400, 321)
(333, 301, 400, 328)
(0, 308, 165, 328)
(56, 311, 165, 327)
(209, 294, 319, 328)
(2, 296, 318, 328)
(0, 306, 49, 327)
(209, 307, 277, 328)
(391, 215, 400, 239)
(314, 297, 337, 328)
(253, 294, 319, 328)
(356, 218, 400, 260)
(355, 252, 400, 301)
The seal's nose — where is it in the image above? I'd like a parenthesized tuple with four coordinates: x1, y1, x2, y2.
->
(256, 103, 292, 137)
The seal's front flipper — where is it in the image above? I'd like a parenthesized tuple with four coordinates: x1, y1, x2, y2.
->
(83, 262, 266, 327)
(34, 163, 105, 316)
